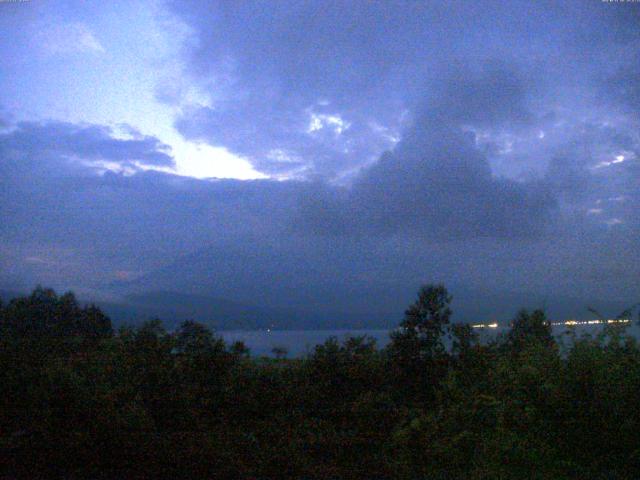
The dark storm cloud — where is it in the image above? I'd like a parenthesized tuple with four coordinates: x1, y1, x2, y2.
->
(171, 12, 561, 239)
(0, 106, 11, 129)
(0, 120, 302, 288)
(165, 0, 638, 179)
(0, 120, 291, 241)
(162, 0, 640, 309)
(166, 0, 509, 178)
(2, 1, 640, 317)
(296, 117, 555, 239)
(602, 59, 640, 114)
(0, 121, 174, 176)
(425, 63, 534, 128)
(290, 62, 554, 239)
(0, 114, 638, 314)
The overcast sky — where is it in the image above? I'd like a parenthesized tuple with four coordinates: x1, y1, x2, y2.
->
(0, 0, 638, 321)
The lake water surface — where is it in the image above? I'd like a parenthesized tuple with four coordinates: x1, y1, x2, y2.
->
(220, 323, 640, 357)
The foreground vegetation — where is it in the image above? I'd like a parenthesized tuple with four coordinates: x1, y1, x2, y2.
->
(1, 286, 639, 479)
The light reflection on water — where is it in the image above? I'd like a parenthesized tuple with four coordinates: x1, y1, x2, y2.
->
(220, 323, 640, 358)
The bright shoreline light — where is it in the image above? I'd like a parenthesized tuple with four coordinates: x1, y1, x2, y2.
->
(471, 319, 631, 329)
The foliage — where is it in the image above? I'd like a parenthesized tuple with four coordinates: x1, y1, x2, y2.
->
(1, 285, 639, 479)
(503, 308, 554, 354)
(389, 284, 452, 403)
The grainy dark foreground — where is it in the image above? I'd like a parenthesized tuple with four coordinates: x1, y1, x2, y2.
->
(1, 286, 639, 479)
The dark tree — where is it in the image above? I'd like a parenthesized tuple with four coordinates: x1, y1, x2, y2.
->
(450, 322, 478, 357)
(174, 320, 222, 355)
(504, 309, 554, 354)
(0, 286, 112, 340)
(272, 346, 288, 359)
(3, 285, 640, 479)
(389, 284, 452, 402)
(230, 340, 250, 358)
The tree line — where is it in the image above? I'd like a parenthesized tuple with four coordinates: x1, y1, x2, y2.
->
(1, 285, 639, 479)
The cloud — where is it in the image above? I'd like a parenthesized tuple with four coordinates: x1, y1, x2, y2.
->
(35, 21, 105, 55)
(168, 15, 560, 238)
(285, 60, 555, 240)
(165, 1, 456, 178)
(1, 1, 640, 318)
(0, 121, 174, 177)
(295, 114, 555, 240)
(0, 117, 638, 316)
(425, 63, 534, 129)
(174, 95, 400, 180)
(602, 58, 640, 115)
(164, 0, 633, 180)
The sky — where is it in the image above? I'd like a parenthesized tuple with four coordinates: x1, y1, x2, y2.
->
(0, 0, 639, 323)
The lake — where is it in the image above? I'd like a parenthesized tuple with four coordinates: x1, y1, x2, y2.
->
(220, 323, 640, 357)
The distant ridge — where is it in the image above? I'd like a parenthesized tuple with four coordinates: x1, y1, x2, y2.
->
(1, 287, 634, 332)
(0, 288, 392, 331)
